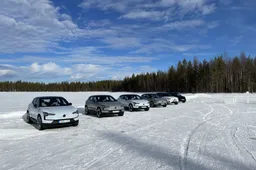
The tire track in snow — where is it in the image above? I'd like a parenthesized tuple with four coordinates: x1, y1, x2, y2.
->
(231, 126, 256, 168)
(179, 101, 214, 170)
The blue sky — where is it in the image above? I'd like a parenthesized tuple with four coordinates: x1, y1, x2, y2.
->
(0, 0, 256, 82)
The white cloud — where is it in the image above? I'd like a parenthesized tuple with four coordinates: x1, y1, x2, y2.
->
(0, 0, 83, 53)
(161, 20, 205, 30)
(0, 62, 157, 82)
(101, 37, 142, 48)
(120, 10, 165, 20)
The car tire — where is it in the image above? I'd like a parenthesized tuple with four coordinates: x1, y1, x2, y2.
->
(118, 112, 124, 116)
(182, 100, 186, 103)
(97, 108, 102, 118)
(150, 101, 154, 107)
(37, 115, 44, 131)
(27, 111, 31, 123)
(129, 104, 133, 112)
(145, 107, 150, 111)
(72, 121, 79, 126)
(85, 105, 90, 115)
(175, 102, 178, 105)
(163, 104, 167, 107)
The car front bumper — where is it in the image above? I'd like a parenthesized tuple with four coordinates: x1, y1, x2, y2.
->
(133, 104, 150, 109)
(167, 100, 179, 104)
(101, 109, 124, 114)
(42, 119, 79, 127)
(42, 117, 79, 124)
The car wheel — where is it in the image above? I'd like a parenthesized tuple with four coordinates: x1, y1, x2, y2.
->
(163, 104, 167, 107)
(27, 111, 31, 123)
(182, 100, 186, 103)
(118, 112, 124, 116)
(97, 108, 102, 118)
(150, 101, 154, 107)
(129, 104, 133, 112)
(85, 105, 90, 115)
(175, 102, 178, 105)
(72, 120, 79, 126)
(37, 115, 44, 130)
(145, 107, 150, 111)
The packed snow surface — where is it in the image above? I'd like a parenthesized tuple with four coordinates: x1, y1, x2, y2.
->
(0, 92, 256, 170)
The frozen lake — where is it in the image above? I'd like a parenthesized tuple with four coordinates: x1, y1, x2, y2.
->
(0, 92, 256, 170)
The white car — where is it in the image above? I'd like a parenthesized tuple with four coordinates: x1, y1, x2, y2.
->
(156, 93, 179, 105)
(118, 94, 150, 111)
(26, 96, 79, 130)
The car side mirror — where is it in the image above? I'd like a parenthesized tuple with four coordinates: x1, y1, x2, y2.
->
(68, 103, 72, 106)
(34, 104, 38, 108)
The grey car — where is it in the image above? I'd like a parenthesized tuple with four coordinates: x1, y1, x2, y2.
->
(118, 94, 150, 112)
(85, 95, 124, 118)
(141, 93, 168, 107)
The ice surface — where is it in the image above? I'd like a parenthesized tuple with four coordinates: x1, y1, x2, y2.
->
(0, 92, 256, 170)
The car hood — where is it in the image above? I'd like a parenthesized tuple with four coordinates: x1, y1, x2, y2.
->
(98, 101, 122, 107)
(129, 99, 149, 104)
(40, 106, 77, 114)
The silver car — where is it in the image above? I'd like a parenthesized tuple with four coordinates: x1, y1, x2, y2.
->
(26, 96, 79, 130)
(85, 95, 124, 118)
(118, 94, 150, 112)
(141, 93, 168, 107)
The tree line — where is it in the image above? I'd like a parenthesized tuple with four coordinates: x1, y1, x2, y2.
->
(0, 53, 256, 93)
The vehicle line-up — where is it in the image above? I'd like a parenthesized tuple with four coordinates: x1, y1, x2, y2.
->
(26, 92, 186, 130)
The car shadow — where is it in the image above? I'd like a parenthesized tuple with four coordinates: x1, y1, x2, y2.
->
(83, 113, 122, 118)
(100, 131, 252, 170)
(21, 113, 38, 130)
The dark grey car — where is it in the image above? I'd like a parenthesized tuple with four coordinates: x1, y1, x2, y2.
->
(85, 95, 124, 118)
(141, 93, 168, 107)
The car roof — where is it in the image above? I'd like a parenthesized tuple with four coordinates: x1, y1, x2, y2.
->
(37, 96, 64, 99)
(142, 93, 157, 95)
(120, 94, 140, 96)
(89, 95, 114, 97)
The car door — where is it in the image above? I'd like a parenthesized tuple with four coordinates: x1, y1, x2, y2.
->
(30, 98, 39, 119)
(119, 96, 128, 107)
(87, 97, 94, 111)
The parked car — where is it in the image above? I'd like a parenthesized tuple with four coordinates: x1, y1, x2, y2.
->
(156, 92, 179, 105)
(141, 93, 167, 107)
(168, 92, 186, 103)
(118, 94, 150, 112)
(26, 96, 79, 130)
(85, 95, 124, 118)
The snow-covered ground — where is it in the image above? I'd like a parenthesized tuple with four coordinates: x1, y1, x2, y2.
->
(0, 92, 256, 170)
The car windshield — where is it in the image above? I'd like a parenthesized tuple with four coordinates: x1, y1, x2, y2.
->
(158, 93, 169, 97)
(96, 96, 117, 102)
(126, 95, 141, 100)
(39, 97, 69, 107)
(171, 92, 181, 96)
(148, 94, 159, 98)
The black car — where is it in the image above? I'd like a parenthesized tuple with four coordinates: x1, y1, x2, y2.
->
(168, 92, 186, 103)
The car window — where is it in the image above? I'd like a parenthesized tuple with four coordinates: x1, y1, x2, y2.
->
(127, 95, 141, 100)
(96, 96, 116, 102)
(39, 97, 69, 107)
(32, 98, 37, 105)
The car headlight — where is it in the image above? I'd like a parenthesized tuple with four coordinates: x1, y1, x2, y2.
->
(133, 102, 139, 105)
(43, 112, 55, 116)
(72, 110, 79, 114)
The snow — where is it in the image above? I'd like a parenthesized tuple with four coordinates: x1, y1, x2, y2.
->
(0, 92, 256, 170)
